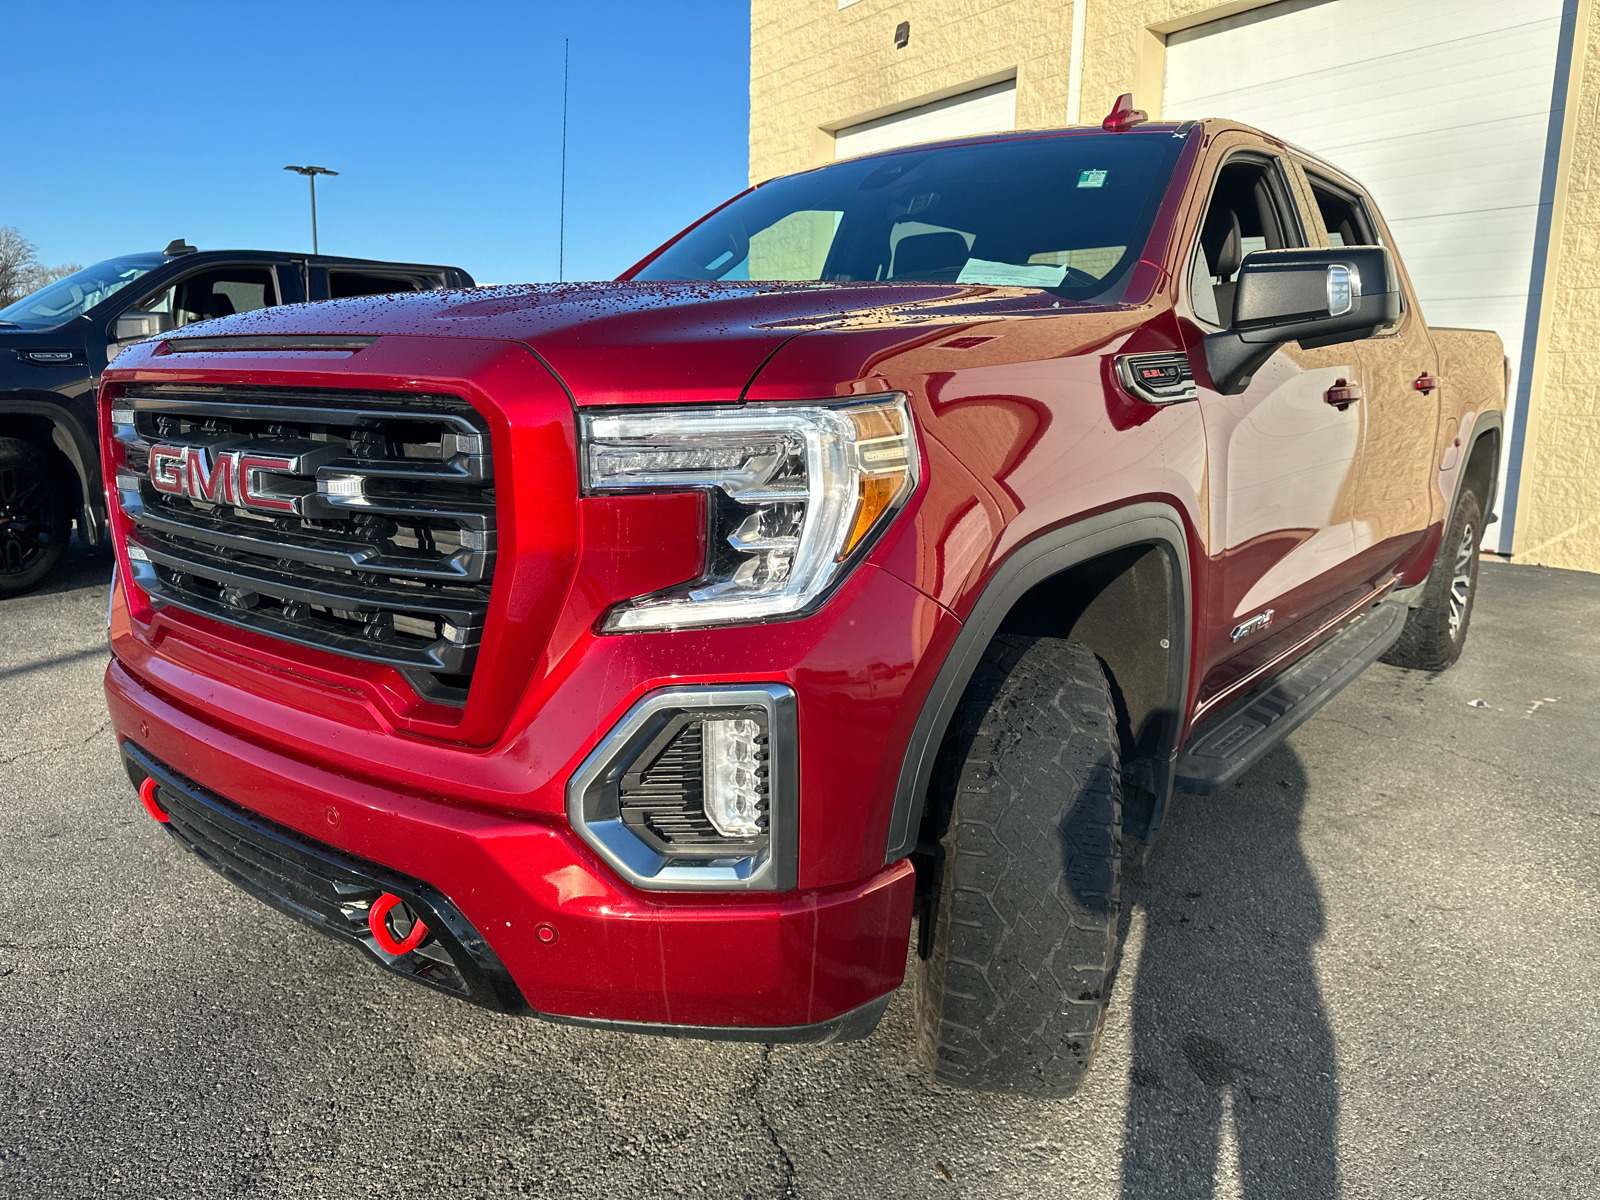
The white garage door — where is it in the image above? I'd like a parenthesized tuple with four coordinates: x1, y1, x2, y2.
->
(834, 79, 1017, 160)
(1163, 0, 1569, 551)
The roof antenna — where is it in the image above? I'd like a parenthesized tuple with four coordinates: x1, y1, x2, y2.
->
(559, 38, 569, 283)
(1102, 92, 1149, 132)
(163, 239, 197, 256)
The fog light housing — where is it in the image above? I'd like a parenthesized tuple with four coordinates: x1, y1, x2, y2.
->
(566, 685, 797, 891)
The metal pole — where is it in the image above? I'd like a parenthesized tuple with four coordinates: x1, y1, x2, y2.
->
(560, 38, 569, 282)
(285, 166, 337, 255)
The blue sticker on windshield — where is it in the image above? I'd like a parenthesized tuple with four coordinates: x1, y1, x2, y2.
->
(1077, 169, 1108, 188)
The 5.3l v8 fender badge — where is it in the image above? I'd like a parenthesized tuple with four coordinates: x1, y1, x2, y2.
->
(1115, 351, 1197, 405)
(1231, 609, 1274, 642)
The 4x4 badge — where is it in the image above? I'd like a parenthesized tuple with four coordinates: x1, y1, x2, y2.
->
(1231, 609, 1274, 642)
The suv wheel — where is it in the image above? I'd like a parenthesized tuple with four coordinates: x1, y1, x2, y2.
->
(1382, 487, 1483, 672)
(915, 635, 1122, 1097)
(0, 438, 71, 598)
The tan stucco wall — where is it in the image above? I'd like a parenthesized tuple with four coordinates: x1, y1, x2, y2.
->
(1512, 0, 1600, 572)
(751, 0, 1600, 571)
(750, 0, 1075, 183)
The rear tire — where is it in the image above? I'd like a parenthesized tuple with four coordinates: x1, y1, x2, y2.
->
(0, 438, 71, 598)
(915, 636, 1122, 1097)
(1381, 487, 1482, 672)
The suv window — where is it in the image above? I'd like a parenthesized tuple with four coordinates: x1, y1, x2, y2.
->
(329, 271, 432, 299)
(138, 266, 279, 328)
(1189, 156, 1303, 328)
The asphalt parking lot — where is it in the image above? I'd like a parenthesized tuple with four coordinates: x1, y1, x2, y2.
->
(2, 543, 1597, 1199)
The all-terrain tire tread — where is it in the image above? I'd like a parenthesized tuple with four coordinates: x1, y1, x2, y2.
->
(916, 635, 1122, 1097)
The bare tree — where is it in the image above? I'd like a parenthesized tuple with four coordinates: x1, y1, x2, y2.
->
(23, 262, 81, 292)
(0, 226, 38, 306)
(0, 228, 83, 307)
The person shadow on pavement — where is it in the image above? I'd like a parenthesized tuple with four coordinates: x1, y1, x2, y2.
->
(1118, 749, 1338, 1198)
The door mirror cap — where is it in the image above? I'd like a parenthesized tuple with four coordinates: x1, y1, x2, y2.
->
(112, 310, 175, 343)
(1204, 246, 1401, 394)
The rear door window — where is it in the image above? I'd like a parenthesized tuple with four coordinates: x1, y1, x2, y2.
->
(328, 271, 437, 298)
(1304, 174, 1376, 247)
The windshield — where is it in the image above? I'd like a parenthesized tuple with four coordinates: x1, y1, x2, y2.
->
(634, 132, 1187, 300)
(0, 255, 163, 330)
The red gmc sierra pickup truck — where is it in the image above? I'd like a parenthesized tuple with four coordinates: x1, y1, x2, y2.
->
(100, 107, 1506, 1097)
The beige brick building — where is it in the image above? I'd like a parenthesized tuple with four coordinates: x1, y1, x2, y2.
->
(750, 0, 1600, 572)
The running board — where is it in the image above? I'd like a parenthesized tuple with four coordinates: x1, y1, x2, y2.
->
(1175, 600, 1407, 795)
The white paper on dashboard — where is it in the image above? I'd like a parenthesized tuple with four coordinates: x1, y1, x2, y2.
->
(955, 259, 1068, 286)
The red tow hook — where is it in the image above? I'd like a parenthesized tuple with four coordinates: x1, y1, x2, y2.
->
(138, 776, 170, 823)
(368, 892, 429, 956)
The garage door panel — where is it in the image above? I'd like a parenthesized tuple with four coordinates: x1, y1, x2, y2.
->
(1165, 0, 1566, 551)
(1168, 0, 1562, 95)
(1340, 120, 1553, 217)
(1172, 27, 1560, 145)
(834, 80, 1016, 160)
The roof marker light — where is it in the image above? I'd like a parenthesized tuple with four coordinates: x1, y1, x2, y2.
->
(1103, 92, 1149, 132)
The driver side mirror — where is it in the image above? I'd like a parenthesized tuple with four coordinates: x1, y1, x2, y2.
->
(113, 311, 176, 343)
(107, 310, 176, 363)
(1204, 246, 1400, 395)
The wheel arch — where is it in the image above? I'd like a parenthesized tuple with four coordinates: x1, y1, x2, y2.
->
(884, 502, 1193, 864)
(0, 393, 105, 543)
(1458, 410, 1503, 524)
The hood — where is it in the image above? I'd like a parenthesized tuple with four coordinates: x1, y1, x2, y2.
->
(166, 280, 1108, 405)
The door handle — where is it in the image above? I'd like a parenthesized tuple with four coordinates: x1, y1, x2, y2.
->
(1413, 372, 1438, 394)
(1324, 379, 1362, 410)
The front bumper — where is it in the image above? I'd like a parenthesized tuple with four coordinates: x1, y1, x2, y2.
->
(106, 658, 915, 1038)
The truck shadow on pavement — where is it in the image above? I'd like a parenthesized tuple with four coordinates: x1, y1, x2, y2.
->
(1116, 749, 1337, 1199)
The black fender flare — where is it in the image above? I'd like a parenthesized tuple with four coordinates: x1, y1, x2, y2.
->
(882, 501, 1194, 863)
(0, 392, 105, 543)
(1454, 408, 1504, 525)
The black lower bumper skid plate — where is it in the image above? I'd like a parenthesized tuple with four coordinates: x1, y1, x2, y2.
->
(121, 743, 528, 1013)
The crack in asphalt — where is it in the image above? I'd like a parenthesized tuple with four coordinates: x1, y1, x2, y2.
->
(0, 720, 111, 767)
(753, 1045, 799, 1198)
(1312, 715, 1518, 777)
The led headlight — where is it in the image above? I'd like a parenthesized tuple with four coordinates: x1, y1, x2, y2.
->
(581, 395, 917, 631)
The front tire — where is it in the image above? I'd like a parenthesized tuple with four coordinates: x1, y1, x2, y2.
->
(0, 438, 71, 598)
(915, 636, 1123, 1097)
(1382, 487, 1482, 672)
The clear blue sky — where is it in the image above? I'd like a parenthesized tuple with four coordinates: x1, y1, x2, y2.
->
(9, 1, 750, 284)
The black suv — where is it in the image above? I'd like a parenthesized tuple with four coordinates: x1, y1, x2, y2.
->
(0, 241, 473, 595)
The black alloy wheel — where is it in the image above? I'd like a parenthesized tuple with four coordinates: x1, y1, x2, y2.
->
(0, 438, 72, 597)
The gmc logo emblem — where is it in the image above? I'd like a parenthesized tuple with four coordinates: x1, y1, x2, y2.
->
(148, 444, 297, 513)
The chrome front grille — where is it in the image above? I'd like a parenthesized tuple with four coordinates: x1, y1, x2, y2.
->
(112, 385, 495, 690)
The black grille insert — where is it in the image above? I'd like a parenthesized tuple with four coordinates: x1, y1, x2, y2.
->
(618, 710, 770, 857)
(111, 384, 495, 692)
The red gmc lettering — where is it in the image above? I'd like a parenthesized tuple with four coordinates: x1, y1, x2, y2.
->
(187, 449, 239, 505)
(149, 445, 186, 496)
(235, 454, 298, 513)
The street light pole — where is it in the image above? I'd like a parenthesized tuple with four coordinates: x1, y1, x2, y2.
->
(283, 165, 339, 254)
